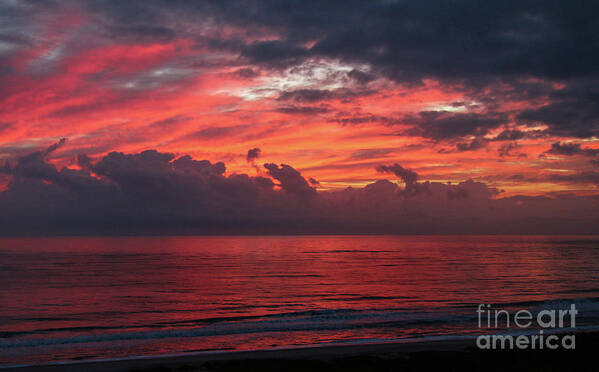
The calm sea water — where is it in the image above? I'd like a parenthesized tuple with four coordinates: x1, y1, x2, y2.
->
(1, 235, 599, 366)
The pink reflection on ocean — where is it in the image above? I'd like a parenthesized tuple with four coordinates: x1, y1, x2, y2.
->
(1, 235, 599, 365)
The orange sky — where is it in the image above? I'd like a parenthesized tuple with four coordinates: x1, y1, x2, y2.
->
(1, 4, 598, 198)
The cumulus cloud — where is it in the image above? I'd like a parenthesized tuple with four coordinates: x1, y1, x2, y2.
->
(376, 163, 418, 186)
(264, 163, 317, 197)
(376, 163, 433, 197)
(1, 142, 598, 235)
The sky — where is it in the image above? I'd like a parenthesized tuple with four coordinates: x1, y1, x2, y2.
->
(1, 1, 598, 234)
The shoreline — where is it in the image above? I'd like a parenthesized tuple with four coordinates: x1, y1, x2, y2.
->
(0, 338, 477, 372)
(4, 331, 596, 372)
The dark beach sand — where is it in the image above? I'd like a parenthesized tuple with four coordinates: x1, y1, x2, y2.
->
(6, 332, 596, 372)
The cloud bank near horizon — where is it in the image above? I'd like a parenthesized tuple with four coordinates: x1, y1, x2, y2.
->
(1, 142, 597, 235)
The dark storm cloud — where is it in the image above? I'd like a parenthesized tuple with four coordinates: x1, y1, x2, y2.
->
(232, 68, 260, 79)
(77, 153, 93, 169)
(1, 139, 112, 198)
(331, 113, 402, 126)
(347, 69, 376, 84)
(278, 89, 333, 103)
(498, 142, 526, 158)
(227, 1, 597, 140)
(404, 112, 508, 140)
(492, 129, 526, 141)
(376, 163, 418, 186)
(549, 172, 599, 186)
(11, 137, 68, 169)
(241, 40, 309, 68)
(105, 25, 177, 42)
(277, 88, 369, 104)
(1, 143, 598, 235)
(517, 80, 599, 139)
(246, 147, 261, 163)
(435, 138, 490, 154)
(275, 106, 331, 115)
(455, 138, 489, 153)
(0, 32, 31, 49)
(0, 142, 285, 234)
(209, 1, 598, 83)
(50, 1, 598, 83)
(10, 1, 599, 82)
(546, 142, 599, 157)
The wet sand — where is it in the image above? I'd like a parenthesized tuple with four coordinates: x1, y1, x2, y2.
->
(5, 332, 596, 372)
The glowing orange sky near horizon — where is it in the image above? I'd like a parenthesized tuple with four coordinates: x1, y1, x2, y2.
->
(1, 17, 598, 197)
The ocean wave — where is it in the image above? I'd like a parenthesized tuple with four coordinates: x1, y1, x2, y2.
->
(452, 296, 599, 310)
(5, 296, 599, 347)
(0, 308, 475, 349)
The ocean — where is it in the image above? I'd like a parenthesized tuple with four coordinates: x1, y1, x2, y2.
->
(1, 235, 599, 367)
